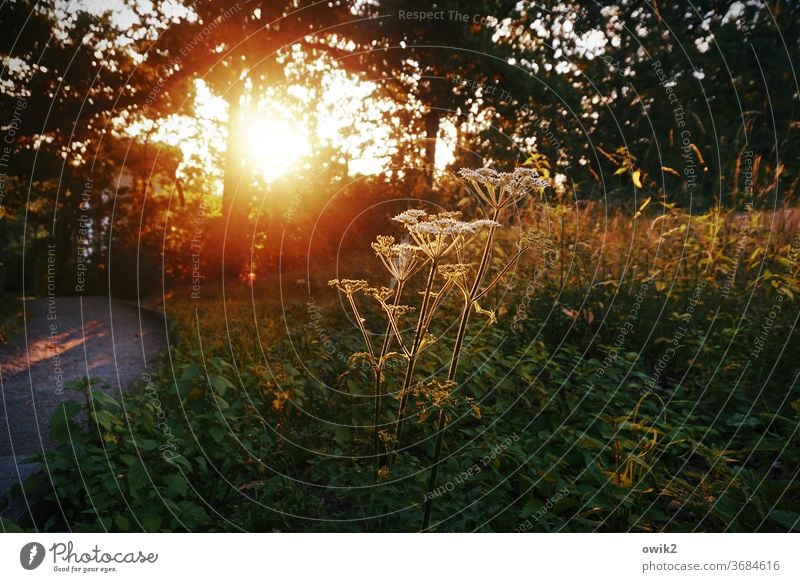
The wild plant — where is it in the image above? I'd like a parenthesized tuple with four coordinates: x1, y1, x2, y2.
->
(329, 167, 549, 529)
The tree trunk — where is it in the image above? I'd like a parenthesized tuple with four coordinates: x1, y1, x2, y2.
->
(221, 84, 249, 279)
(424, 110, 441, 188)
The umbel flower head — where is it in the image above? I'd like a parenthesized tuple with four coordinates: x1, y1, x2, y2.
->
(458, 167, 549, 210)
(371, 235, 424, 283)
(392, 210, 500, 260)
(437, 263, 472, 297)
(328, 278, 369, 295)
(365, 285, 395, 302)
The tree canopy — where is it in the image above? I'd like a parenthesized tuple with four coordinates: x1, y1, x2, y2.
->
(1, 0, 797, 293)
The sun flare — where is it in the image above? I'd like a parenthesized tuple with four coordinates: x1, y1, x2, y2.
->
(240, 110, 310, 182)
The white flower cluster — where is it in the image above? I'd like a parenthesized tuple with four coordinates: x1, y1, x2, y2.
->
(410, 217, 500, 236)
(392, 210, 500, 236)
(458, 167, 549, 209)
(393, 209, 428, 225)
(391, 210, 501, 260)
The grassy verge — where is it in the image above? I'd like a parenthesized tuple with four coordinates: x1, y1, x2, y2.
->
(5, 204, 799, 532)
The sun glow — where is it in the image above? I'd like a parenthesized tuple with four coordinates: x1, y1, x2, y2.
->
(240, 109, 310, 182)
(125, 67, 458, 194)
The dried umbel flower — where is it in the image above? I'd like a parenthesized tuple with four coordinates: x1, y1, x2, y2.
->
(372, 235, 424, 283)
(378, 429, 398, 445)
(517, 229, 543, 251)
(366, 285, 395, 302)
(459, 167, 549, 209)
(392, 209, 501, 260)
(371, 235, 396, 255)
(437, 263, 472, 297)
(413, 379, 457, 422)
(384, 304, 416, 319)
(328, 278, 369, 295)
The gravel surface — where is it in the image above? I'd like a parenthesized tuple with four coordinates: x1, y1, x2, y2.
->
(0, 296, 167, 516)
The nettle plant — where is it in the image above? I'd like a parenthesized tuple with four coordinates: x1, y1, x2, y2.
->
(329, 167, 548, 529)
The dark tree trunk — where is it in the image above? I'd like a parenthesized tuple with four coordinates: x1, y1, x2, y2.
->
(424, 110, 441, 188)
(220, 84, 249, 279)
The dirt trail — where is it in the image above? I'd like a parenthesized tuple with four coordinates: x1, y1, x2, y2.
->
(0, 296, 167, 513)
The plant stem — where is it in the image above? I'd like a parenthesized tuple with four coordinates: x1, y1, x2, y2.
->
(373, 281, 404, 476)
(392, 259, 437, 463)
(422, 208, 500, 530)
(347, 294, 375, 360)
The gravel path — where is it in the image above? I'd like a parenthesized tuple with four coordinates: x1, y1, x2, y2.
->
(0, 296, 167, 515)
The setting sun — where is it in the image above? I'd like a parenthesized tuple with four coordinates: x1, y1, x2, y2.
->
(241, 109, 310, 182)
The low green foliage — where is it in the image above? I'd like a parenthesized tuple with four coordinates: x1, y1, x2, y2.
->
(6, 203, 799, 532)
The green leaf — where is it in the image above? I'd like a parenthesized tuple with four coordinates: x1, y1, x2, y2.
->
(209, 374, 234, 396)
(164, 473, 189, 497)
(135, 438, 163, 452)
(770, 510, 799, 531)
(208, 357, 231, 372)
(179, 363, 203, 383)
(165, 453, 192, 472)
(334, 426, 351, 445)
(49, 401, 82, 442)
(178, 364, 204, 395)
(114, 515, 132, 531)
(126, 461, 150, 496)
(0, 517, 24, 532)
(141, 515, 163, 532)
(208, 425, 227, 443)
(91, 390, 120, 409)
(93, 409, 119, 431)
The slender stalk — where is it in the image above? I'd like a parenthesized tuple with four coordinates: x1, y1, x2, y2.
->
(347, 294, 375, 360)
(422, 279, 454, 332)
(559, 212, 565, 290)
(473, 249, 524, 303)
(391, 259, 438, 462)
(373, 281, 404, 476)
(382, 301, 411, 357)
(422, 207, 501, 530)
